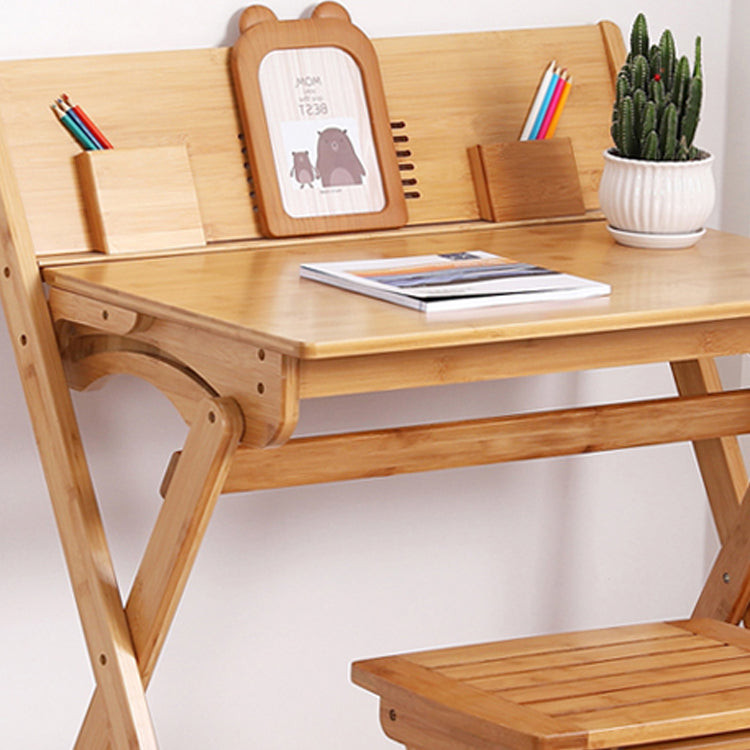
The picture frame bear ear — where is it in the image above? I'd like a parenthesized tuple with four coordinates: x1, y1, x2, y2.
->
(231, 2, 408, 238)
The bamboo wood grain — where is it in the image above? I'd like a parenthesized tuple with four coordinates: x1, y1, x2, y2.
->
(570, 690, 750, 747)
(373, 23, 619, 226)
(9, 18, 750, 750)
(633, 730, 750, 750)
(439, 639, 725, 692)
(297, 318, 750, 398)
(468, 139, 585, 223)
(42, 223, 750, 362)
(434, 635, 718, 681)
(51, 294, 750, 402)
(64, 344, 218, 424)
(74, 397, 243, 750)
(49, 256, 750, 401)
(300, 320, 750, 398)
(674, 616, 750, 643)
(50, 287, 154, 335)
(0, 22, 621, 257)
(0, 49, 254, 255)
(406, 622, 691, 669)
(530, 672, 750, 716)
(671, 359, 748, 543)
(377, 703, 548, 750)
(129, 318, 299, 447)
(75, 146, 206, 254)
(223, 389, 750, 492)
(48, 289, 300, 447)
(693, 484, 750, 623)
(36, 216, 603, 270)
(353, 657, 585, 750)
(598, 20, 627, 88)
(473, 648, 750, 694)
(0, 113, 158, 750)
(354, 620, 750, 750)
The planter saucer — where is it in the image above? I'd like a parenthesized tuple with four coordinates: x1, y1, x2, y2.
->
(607, 225, 706, 249)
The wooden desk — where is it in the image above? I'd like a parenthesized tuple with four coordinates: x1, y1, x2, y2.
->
(44, 218, 750, 532)
(44, 219, 750, 444)
(4, 15, 750, 750)
(40, 217, 750, 748)
(40, 217, 750, 749)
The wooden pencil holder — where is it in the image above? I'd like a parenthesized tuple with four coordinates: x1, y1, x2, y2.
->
(468, 138, 586, 223)
(75, 145, 206, 255)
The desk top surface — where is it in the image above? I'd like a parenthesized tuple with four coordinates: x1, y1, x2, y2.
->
(44, 221, 750, 360)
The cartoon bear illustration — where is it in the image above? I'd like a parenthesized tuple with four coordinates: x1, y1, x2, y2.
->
(289, 150, 317, 188)
(315, 127, 366, 187)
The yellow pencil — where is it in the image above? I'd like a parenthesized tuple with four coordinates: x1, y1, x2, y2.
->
(545, 75, 572, 138)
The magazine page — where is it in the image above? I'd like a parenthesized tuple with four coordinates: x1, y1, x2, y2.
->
(303, 251, 608, 294)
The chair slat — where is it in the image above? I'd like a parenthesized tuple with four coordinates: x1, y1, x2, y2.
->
(352, 620, 750, 750)
(496, 651, 750, 701)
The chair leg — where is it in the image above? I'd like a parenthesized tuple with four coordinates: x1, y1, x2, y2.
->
(74, 396, 243, 749)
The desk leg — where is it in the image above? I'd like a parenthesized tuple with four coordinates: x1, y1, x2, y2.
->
(73, 396, 243, 749)
(1, 193, 158, 746)
(672, 359, 750, 623)
(671, 359, 748, 542)
(694, 481, 750, 623)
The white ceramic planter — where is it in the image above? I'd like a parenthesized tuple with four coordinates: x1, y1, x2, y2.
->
(598, 149, 715, 248)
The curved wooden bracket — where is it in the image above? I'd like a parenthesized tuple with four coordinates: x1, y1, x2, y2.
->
(51, 286, 300, 448)
(63, 334, 218, 425)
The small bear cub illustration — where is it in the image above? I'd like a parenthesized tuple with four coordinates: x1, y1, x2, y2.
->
(289, 151, 317, 188)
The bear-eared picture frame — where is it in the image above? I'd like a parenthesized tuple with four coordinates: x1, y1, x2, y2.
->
(231, 2, 408, 238)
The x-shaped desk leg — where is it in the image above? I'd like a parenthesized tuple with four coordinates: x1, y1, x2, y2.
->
(671, 359, 748, 541)
(74, 396, 243, 749)
(671, 359, 750, 623)
(65, 357, 750, 745)
(695, 480, 750, 623)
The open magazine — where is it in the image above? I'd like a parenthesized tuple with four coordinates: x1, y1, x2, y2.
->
(300, 251, 611, 312)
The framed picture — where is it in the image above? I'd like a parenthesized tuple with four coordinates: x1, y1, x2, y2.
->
(231, 3, 407, 237)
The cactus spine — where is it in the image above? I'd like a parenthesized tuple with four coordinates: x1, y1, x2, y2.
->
(611, 14, 704, 161)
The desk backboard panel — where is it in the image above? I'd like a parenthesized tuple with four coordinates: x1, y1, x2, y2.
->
(0, 22, 622, 259)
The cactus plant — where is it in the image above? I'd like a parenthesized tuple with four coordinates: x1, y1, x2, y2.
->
(610, 13, 704, 161)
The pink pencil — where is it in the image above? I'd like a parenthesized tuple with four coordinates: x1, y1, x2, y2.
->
(545, 76, 572, 138)
(537, 70, 567, 139)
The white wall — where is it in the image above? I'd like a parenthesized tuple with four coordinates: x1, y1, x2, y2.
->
(721, 0, 750, 234)
(0, 2, 741, 749)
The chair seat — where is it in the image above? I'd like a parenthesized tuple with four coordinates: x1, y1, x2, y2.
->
(351, 619, 750, 750)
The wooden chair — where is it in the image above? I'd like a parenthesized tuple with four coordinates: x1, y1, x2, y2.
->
(353, 618, 750, 750)
(4, 9, 750, 749)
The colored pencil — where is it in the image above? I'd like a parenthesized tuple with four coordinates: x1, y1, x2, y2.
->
(56, 100, 97, 147)
(61, 94, 113, 149)
(537, 70, 568, 139)
(528, 67, 561, 140)
(545, 76, 572, 138)
(519, 61, 556, 141)
(51, 103, 101, 150)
